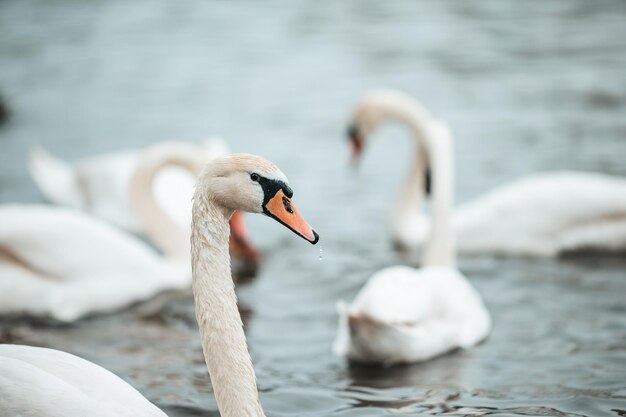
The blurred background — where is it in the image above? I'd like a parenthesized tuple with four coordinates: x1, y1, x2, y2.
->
(0, 1, 625, 416)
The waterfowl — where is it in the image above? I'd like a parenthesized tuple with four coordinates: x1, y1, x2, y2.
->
(0, 154, 318, 417)
(335, 109, 491, 364)
(346, 90, 626, 257)
(0, 205, 188, 322)
(30, 139, 259, 273)
(28, 139, 225, 233)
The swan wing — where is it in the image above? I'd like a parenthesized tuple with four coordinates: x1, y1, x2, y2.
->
(28, 146, 82, 209)
(74, 151, 142, 231)
(0, 345, 166, 417)
(0, 205, 188, 321)
(455, 172, 626, 255)
(338, 266, 491, 363)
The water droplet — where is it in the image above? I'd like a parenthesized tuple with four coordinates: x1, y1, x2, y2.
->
(319, 247, 323, 261)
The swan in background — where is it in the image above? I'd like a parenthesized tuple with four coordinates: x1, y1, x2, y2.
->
(1, 154, 319, 417)
(347, 90, 626, 257)
(334, 110, 491, 364)
(0, 205, 188, 322)
(28, 138, 227, 233)
(30, 139, 260, 275)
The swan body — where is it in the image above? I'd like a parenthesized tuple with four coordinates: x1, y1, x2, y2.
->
(347, 90, 626, 257)
(394, 171, 626, 257)
(0, 205, 187, 322)
(0, 345, 166, 417)
(337, 91, 491, 364)
(28, 138, 228, 233)
(334, 266, 490, 364)
(452, 172, 626, 257)
(1, 154, 318, 416)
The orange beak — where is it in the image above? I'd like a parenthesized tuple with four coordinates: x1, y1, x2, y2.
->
(229, 210, 261, 265)
(349, 135, 363, 165)
(263, 189, 319, 244)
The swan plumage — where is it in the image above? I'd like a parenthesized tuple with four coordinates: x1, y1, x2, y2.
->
(451, 172, 626, 257)
(0, 345, 166, 417)
(0, 205, 187, 322)
(28, 138, 228, 233)
(334, 266, 490, 364)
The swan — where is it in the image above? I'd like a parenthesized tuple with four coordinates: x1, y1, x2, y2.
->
(28, 138, 226, 233)
(30, 139, 259, 272)
(0, 204, 189, 322)
(0, 153, 318, 417)
(334, 110, 491, 364)
(347, 90, 626, 257)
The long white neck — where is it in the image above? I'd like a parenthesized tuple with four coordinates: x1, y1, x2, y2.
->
(381, 98, 455, 266)
(191, 188, 265, 417)
(391, 138, 430, 250)
(131, 145, 204, 261)
(421, 120, 455, 266)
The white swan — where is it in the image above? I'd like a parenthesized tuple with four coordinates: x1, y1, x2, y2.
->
(30, 139, 260, 272)
(0, 205, 188, 322)
(28, 138, 227, 233)
(335, 110, 491, 364)
(347, 90, 626, 257)
(0, 154, 318, 417)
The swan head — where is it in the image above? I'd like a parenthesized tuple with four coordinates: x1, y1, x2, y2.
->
(198, 153, 319, 244)
(346, 90, 418, 162)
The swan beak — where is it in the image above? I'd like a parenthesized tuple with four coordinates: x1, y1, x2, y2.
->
(264, 189, 319, 244)
(229, 210, 261, 264)
(348, 130, 364, 164)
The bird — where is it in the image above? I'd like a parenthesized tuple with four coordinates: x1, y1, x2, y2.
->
(27, 139, 225, 233)
(0, 204, 189, 322)
(29, 139, 260, 274)
(335, 105, 491, 364)
(346, 89, 626, 257)
(0, 153, 319, 417)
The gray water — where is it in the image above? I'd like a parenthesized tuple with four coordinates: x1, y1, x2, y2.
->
(1, 1, 626, 416)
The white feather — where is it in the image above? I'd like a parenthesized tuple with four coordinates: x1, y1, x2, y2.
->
(0, 345, 166, 417)
(28, 139, 228, 233)
(334, 266, 490, 364)
(0, 205, 188, 322)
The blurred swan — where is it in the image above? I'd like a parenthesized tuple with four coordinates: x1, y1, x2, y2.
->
(28, 138, 227, 233)
(30, 139, 260, 274)
(0, 154, 319, 417)
(0, 205, 188, 322)
(347, 90, 626, 257)
(335, 111, 491, 364)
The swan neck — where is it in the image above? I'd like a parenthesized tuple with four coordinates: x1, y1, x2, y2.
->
(421, 124, 456, 267)
(385, 100, 455, 265)
(131, 147, 203, 260)
(191, 192, 266, 417)
(392, 145, 429, 242)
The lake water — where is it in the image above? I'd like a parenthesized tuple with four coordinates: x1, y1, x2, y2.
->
(1, 0, 625, 416)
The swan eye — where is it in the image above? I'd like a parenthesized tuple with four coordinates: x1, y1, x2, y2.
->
(250, 173, 260, 182)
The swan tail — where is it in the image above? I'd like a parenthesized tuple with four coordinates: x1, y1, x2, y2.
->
(340, 312, 411, 364)
(28, 146, 82, 209)
(332, 301, 350, 356)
